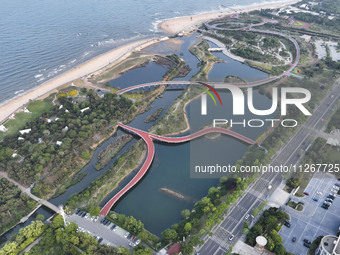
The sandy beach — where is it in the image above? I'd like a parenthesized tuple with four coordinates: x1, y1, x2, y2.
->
(0, 0, 301, 125)
(0, 37, 167, 124)
(159, 0, 301, 35)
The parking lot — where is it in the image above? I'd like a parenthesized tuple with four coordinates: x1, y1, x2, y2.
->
(66, 213, 131, 248)
(280, 172, 340, 255)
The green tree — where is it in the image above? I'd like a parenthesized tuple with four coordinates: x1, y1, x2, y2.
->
(89, 206, 101, 216)
(161, 229, 178, 242)
(184, 222, 192, 234)
(36, 214, 45, 221)
(51, 215, 64, 229)
(181, 209, 190, 219)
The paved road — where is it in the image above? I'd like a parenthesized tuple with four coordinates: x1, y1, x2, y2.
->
(198, 81, 340, 254)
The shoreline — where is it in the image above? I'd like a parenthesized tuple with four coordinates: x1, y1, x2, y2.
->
(158, 0, 301, 35)
(0, 37, 168, 125)
(0, 0, 301, 126)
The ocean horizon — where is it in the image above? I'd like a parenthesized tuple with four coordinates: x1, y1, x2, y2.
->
(1, 0, 290, 105)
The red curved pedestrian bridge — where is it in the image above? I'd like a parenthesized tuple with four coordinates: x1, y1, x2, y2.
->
(100, 123, 255, 215)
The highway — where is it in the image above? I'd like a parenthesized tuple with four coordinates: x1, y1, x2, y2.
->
(197, 80, 340, 255)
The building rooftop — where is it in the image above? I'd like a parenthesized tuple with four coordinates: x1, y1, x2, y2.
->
(320, 235, 340, 254)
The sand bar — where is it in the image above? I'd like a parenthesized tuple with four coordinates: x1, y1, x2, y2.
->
(159, 0, 301, 35)
(0, 37, 168, 124)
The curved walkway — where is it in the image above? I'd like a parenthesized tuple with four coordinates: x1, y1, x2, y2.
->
(100, 19, 300, 215)
(100, 126, 155, 216)
(100, 123, 255, 215)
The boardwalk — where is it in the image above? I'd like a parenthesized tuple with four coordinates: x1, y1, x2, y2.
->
(100, 123, 255, 215)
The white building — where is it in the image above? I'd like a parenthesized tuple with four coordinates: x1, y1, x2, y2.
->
(80, 107, 90, 113)
(19, 129, 31, 135)
(316, 235, 340, 255)
(0, 125, 8, 132)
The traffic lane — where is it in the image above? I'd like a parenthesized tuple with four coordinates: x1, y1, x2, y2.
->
(221, 193, 258, 231)
(199, 238, 223, 255)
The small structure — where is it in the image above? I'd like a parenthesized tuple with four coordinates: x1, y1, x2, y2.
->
(96, 90, 106, 98)
(18, 137, 24, 140)
(56, 141, 63, 146)
(23, 107, 31, 113)
(62, 126, 69, 133)
(38, 138, 43, 143)
(80, 107, 90, 113)
(256, 236, 268, 250)
(166, 243, 182, 255)
(19, 128, 31, 135)
(299, 34, 312, 42)
(59, 105, 63, 109)
(12, 153, 18, 158)
(0, 125, 8, 132)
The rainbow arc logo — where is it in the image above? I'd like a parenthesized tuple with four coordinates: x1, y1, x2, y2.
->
(198, 82, 222, 115)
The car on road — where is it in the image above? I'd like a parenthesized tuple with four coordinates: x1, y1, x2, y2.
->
(303, 192, 309, 196)
(228, 235, 234, 241)
(245, 214, 250, 220)
(312, 198, 318, 202)
(268, 185, 272, 190)
(98, 237, 103, 244)
(292, 237, 296, 242)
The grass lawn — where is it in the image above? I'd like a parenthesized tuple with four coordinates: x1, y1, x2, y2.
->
(0, 100, 53, 140)
(326, 147, 340, 161)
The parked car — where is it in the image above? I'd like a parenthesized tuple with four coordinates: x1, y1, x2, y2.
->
(326, 198, 333, 202)
(135, 239, 141, 245)
(303, 192, 309, 196)
(334, 183, 340, 187)
(333, 185, 339, 190)
(316, 191, 323, 195)
(321, 204, 329, 209)
(245, 214, 250, 220)
(229, 235, 234, 241)
(110, 224, 117, 230)
(85, 213, 89, 219)
(324, 201, 332, 206)
(98, 237, 103, 244)
(127, 233, 132, 240)
(328, 195, 335, 199)
(312, 198, 318, 202)
(81, 212, 86, 217)
(303, 242, 311, 248)
(304, 239, 311, 245)
(124, 232, 129, 238)
(284, 221, 291, 228)
(292, 237, 296, 242)
(75, 209, 80, 215)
